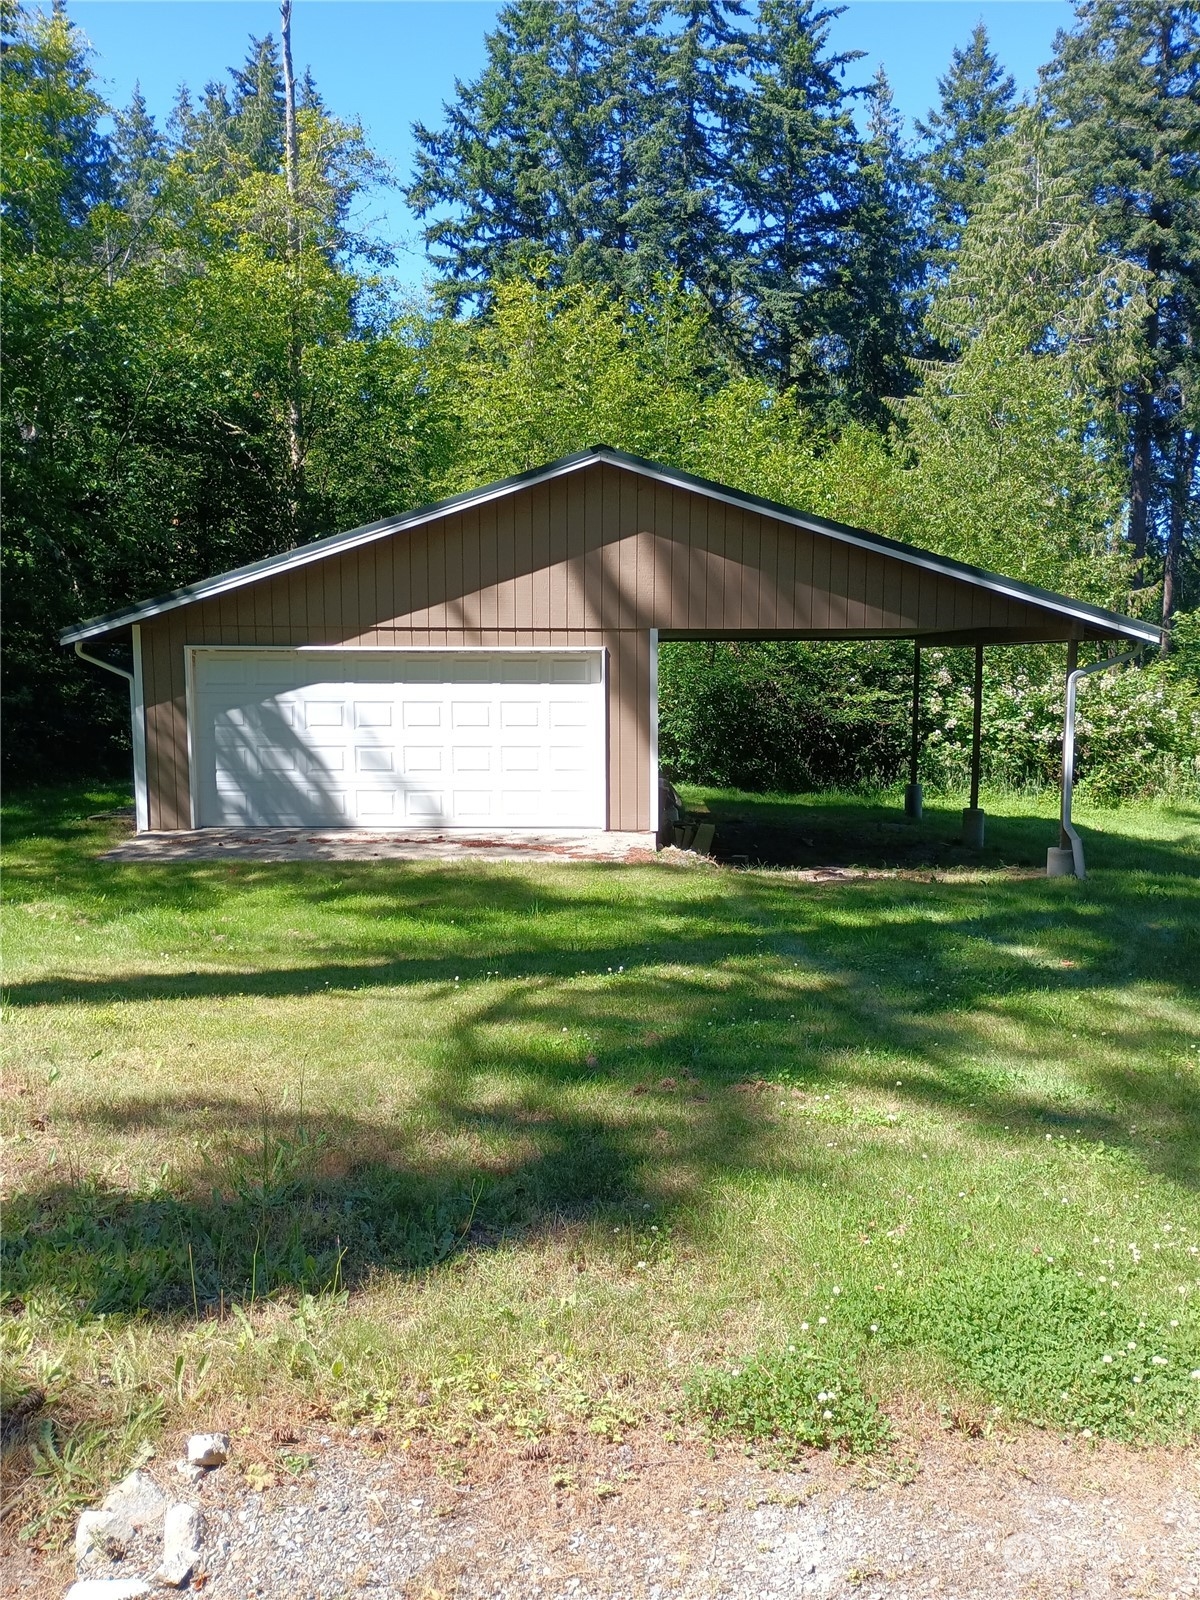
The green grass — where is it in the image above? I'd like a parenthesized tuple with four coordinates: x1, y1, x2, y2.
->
(3, 781, 1199, 1536)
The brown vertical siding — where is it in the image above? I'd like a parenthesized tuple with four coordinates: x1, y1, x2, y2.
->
(134, 459, 1093, 831)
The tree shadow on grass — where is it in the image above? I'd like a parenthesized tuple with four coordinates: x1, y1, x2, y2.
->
(688, 791, 1200, 873)
(6, 895, 1199, 1332)
(4, 785, 1199, 1323)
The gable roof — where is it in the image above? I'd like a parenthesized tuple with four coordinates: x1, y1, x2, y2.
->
(59, 444, 1162, 646)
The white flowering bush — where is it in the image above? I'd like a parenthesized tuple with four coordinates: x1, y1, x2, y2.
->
(918, 626, 1200, 803)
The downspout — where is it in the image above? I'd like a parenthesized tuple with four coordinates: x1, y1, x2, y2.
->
(1055, 647, 1141, 880)
(75, 639, 133, 688)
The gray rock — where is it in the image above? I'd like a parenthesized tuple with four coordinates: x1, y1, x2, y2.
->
(186, 1432, 230, 1468)
(155, 1503, 202, 1588)
(173, 1460, 205, 1486)
(1001, 1531, 1046, 1573)
(99, 1470, 168, 1534)
(75, 1509, 120, 1564)
(64, 1582, 152, 1600)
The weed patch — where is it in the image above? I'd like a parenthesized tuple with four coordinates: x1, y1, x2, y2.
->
(685, 1346, 891, 1458)
(879, 1255, 1200, 1441)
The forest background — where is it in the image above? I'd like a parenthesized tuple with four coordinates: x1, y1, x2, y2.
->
(3, 0, 1198, 800)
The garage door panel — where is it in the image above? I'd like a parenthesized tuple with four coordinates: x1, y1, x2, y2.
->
(193, 650, 605, 829)
(260, 746, 300, 772)
(256, 661, 304, 689)
(204, 658, 251, 687)
(500, 702, 539, 727)
(551, 658, 592, 683)
(354, 701, 393, 728)
(451, 788, 492, 820)
(401, 659, 444, 682)
(451, 741, 491, 768)
(500, 746, 540, 772)
(303, 747, 344, 773)
(500, 658, 540, 683)
(355, 790, 397, 819)
(355, 747, 395, 773)
(453, 659, 497, 683)
(549, 700, 590, 727)
(404, 790, 444, 820)
(451, 702, 490, 727)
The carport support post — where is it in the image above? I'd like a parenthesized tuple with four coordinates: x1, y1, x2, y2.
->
(961, 644, 986, 847)
(904, 643, 923, 819)
(1060, 639, 1079, 851)
(1047, 639, 1080, 877)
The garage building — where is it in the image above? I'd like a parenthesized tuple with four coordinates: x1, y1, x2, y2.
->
(62, 445, 1160, 844)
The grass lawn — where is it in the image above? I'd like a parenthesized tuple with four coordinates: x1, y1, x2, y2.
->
(3, 782, 1199, 1542)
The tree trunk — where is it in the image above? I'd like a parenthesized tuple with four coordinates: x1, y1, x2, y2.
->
(280, 0, 303, 532)
(1162, 428, 1198, 643)
(1127, 389, 1153, 584)
(1128, 228, 1165, 587)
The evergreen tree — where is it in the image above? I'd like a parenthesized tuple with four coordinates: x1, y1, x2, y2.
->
(828, 67, 928, 421)
(623, 0, 747, 309)
(109, 85, 169, 259)
(406, 0, 751, 312)
(915, 22, 1016, 258)
(728, 0, 861, 395)
(227, 34, 285, 173)
(406, 0, 611, 306)
(1043, 0, 1200, 627)
(0, 0, 109, 257)
(587, 0, 661, 272)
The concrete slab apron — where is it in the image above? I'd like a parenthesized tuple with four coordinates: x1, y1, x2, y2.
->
(102, 828, 659, 864)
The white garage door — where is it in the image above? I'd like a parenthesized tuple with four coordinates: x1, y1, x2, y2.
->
(191, 649, 607, 829)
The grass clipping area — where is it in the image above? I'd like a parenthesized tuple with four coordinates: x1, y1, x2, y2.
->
(2, 785, 1199, 1541)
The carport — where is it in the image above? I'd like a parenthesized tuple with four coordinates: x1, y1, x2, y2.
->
(62, 446, 1161, 876)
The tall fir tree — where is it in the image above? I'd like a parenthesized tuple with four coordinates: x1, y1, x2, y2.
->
(406, 0, 752, 312)
(915, 22, 1016, 260)
(406, 0, 611, 306)
(108, 85, 170, 271)
(1043, 0, 1200, 627)
(227, 33, 285, 173)
(728, 0, 861, 396)
(0, 0, 109, 257)
(831, 68, 929, 421)
(587, 0, 660, 270)
(623, 0, 747, 310)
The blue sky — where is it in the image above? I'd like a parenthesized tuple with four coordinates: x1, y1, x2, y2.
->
(67, 1, 1076, 287)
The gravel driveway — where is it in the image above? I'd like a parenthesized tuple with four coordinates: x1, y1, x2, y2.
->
(8, 1425, 1198, 1600)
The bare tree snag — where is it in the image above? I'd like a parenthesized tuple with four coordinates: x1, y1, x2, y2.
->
(280, 0, 304, 525)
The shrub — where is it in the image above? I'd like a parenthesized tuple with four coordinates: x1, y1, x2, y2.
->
(659, 639, 911, 792)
